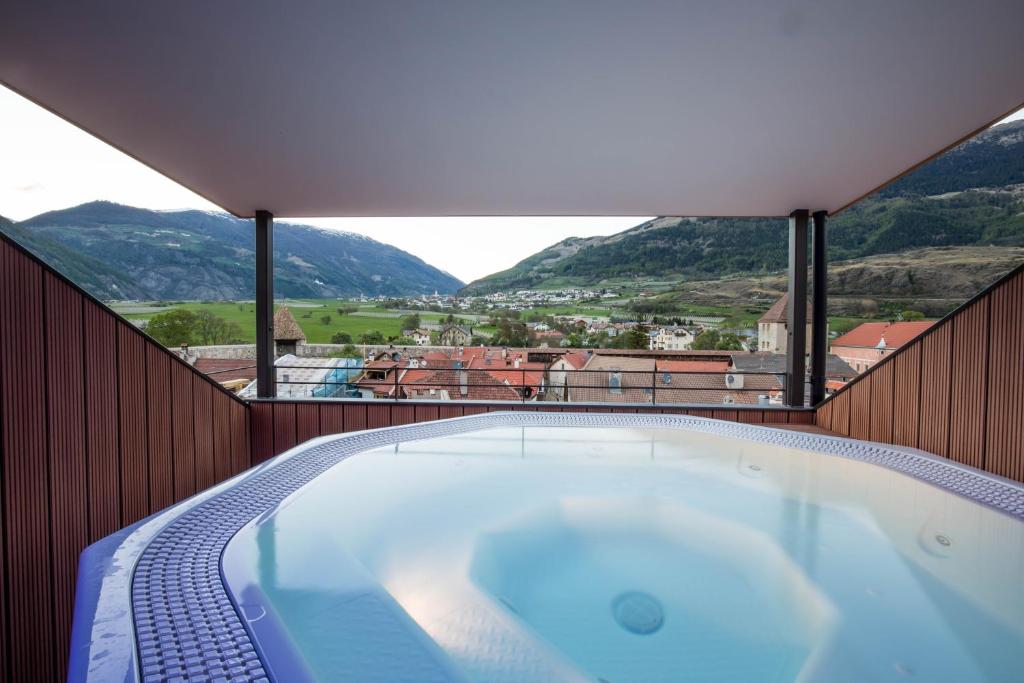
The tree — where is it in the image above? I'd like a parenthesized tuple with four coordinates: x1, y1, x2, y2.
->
(320, 315, 332, 325)
(358, 330, 385, 345)
(714, 332, 744, 350)
(400, 313, 421, 331)
(337, 344, 361, 358)
(330, 331, 353, 344)
(691, 329, 721, 350)
(147, 309, 200, 346)
(901, 310, 925, 321)
(622, 322, 650, 349)
(194, 310, 242, 345)
(391, 336, 415, 346)
(337, 304, 359, 316)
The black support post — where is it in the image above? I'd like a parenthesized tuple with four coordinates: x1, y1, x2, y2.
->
(255, 210, 276, 398)
(786, 209, 809, 407)
(810, 210, 828, 405)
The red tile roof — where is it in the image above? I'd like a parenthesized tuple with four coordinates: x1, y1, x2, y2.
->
(655, 360, 730, 373)
(832, 321, 936, 349)
(193, 359, 257, 382)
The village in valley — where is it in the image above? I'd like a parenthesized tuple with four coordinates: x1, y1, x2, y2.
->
(118, 285, 936, 407)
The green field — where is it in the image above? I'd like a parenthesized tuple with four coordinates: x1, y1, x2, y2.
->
(115, 299, 419, 344)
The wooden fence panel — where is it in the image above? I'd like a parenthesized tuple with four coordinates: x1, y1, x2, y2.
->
(919, 323, 953, 458)
(0, 233, 253, 680)
(816, 264, 1023, 482)
(986, 273, 1024, 481)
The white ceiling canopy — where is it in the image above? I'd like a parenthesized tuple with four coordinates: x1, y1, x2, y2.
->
(2, 1, 1022, 218)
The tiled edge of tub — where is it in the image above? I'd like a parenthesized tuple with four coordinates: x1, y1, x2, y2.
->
(70, 412, 1024, 682)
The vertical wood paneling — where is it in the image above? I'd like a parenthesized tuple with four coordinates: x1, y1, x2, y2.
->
(296, 403, 321, 443)
(414, 405, 440, 424)
(212, 390, 233, 484)
(392, 405, 415, 425)
(0, 233, 254, 679)
(815, 400, 832, 431)
(193, 381, 215, 492)
(439, 406, 464, 419)
(815, 265, 1023, 482)
(787, 411, 814, 425)
(919, 323, 953, 457)
(986, 274, 1024, 481)
(44, 274, 87, 674)
(146, 347, 174, 512)
(230, 399, 251, 474)
(117, 325, 149, 525)
(343, 403, 367, 432)
(831, 390, 851, 436)
(849, 376, 872, 440)
(250, 402, 274, 464)
(319, 404, 345, 434)
(949, 302, 989, 469)
(0, 241, 54, 680)
(84, 301, 120, 540)
(762, 410, 789, 424)
(367, 404, 390, 429)
(273, 403, 297, 455)
(869, 360, 894, 443)
(891, 343, 921, 449)
(170, 362, 196, 500)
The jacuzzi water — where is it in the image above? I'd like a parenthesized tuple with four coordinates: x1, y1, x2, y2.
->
(222, 426, 1024, 682)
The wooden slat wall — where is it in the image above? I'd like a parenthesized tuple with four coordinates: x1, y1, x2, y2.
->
(0, 234, 252, 681)
(817, 264, 1024, 482)
(248, 400, 814, 464)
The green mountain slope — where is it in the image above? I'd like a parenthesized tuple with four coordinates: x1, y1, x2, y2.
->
(463, 120, 1024, 295)
(1, 202, 463, 300)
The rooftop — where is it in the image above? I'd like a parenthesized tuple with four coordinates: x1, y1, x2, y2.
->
(832, 320, 937, 349)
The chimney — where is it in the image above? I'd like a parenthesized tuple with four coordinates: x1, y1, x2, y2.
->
(459, 370, 469, 397)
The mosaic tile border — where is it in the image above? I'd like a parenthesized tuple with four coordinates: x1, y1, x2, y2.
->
(128, 412, 1024, 682)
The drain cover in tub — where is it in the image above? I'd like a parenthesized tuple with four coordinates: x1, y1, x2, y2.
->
(612, 591, 664, 635)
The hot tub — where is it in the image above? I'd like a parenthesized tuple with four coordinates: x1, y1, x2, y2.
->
(69, 413, 1024, 682)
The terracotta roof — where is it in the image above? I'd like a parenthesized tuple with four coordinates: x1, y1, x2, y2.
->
(193, 359, 257, 382)
(832, 321, 936, 349)
(404, 369, 521, 401)
(560, 351, 592, 369)
(273, 307, 306, 342)
(655, 360, 730, 373)
(758, 294, 814, 324)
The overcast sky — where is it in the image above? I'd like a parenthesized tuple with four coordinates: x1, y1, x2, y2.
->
(2, 85, 1022, 282)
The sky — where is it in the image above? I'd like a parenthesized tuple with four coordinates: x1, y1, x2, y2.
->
(2, 84, 1022, 282)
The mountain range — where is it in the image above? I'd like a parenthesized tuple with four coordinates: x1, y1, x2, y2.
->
(0, 203, 463, 300)
(461, 120, 1024, 295)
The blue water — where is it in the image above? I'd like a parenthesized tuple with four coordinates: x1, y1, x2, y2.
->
(223, 426, 1024, 682)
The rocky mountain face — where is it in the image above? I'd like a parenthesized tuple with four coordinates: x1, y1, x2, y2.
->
(0, 202, 463, 300)
(462, 120, 1024, 295)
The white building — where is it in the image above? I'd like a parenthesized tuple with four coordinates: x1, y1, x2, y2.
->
(649, 326, 696, 351)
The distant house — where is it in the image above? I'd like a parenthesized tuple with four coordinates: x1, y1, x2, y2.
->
(438, 324, 472, 347)
(547, 351, 591, 401)
(649, 326, 696, 351)
(411, 328, 432, 346)
(534, 329, 566, 347)
(757, 294, 818, 353)
(273, 307, 306, 356)
(831, 321, 935, 374)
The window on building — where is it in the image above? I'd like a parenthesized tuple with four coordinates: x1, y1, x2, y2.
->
(609, 369, 622, 394)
